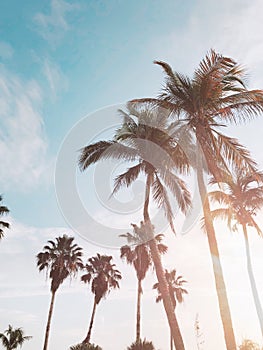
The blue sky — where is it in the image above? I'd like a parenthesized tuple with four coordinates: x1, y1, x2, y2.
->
(1, 1, 263, 349)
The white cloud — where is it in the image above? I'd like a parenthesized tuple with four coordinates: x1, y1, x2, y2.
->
(33, 0, 80, 44)
(43, 58, 68, 99)
(0, 41, 14, 60)
(146, 0, 263, 87)
(0, 66, 51, 192)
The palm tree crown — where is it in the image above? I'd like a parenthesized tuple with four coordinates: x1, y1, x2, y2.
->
(153, 269, 188, 308)
(0, 325, 31, 350)
(79, 104, 191, 234)
(131, 49, 263, 179)
(0, 195, 10, 239)
(81, 253, 122, 304)
(37, 234, 83, 293)
(209, 168, 263, 232)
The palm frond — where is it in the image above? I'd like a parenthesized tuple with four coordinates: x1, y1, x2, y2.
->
(112, 163, 143, 195)
(158, 168, 191, 214)
(79, 141, 139, 171)
(151, 173, 175, 233)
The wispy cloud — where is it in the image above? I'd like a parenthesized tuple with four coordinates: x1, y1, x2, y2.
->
(0, 41, 14, 60)
(0, 66, 51, 192)
(33, 0, 80, 44)
(43, 58, 68, 99)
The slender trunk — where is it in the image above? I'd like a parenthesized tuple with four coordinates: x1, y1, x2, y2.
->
(197, 164, 236, 350)
(144, 174, 185, 350)
(136, 279, 142, 343)
(43, 290, 56, 350)
(170, 329, 173, 350)
(242, 224, 263, 337)
(83, 297, 97, 344)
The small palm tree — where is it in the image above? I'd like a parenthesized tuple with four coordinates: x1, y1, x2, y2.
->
(81, 253, 122, 344)
(120, 222, 167, 343)
(127, 339, 156, 350)
(209, 168, 263, 336)
(0, 325, 31, 350)
(37, 234, 83, 350)
(0, 195, 10, 239)
(153, 269, 187, 350)
(69, 343, 102, 350)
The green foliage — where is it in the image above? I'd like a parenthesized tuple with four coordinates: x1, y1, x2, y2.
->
(0, 325, 32, 350)
(127, 339, 156, 350)
(69, 343, 102, 350)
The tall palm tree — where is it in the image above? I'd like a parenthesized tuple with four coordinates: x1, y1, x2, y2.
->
(0, 195, 10, 239)
(79, 105, 191, 350)
(120, 223, 168, 343)
(81, 253, 122, 344)
(0, 325, 31, 350)
(209, 168, 263, 336)
(153, 269, 188, 350)
(37, 234, 83, 350)
(131, 50, 263, 350)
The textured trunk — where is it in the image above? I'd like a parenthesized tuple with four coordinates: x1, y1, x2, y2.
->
(197, 163, 236, 350)
(136, 278, 142, 343)
(242, 224, 263, 337)
(43, 290, 56, 350)
(83, 298, 97, 344)
(144, 174, 185, 350)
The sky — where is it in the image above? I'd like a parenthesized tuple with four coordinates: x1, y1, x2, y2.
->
(0, 0, 263, 349)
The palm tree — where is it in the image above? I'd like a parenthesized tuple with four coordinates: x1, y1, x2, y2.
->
(153, 269, 188, 350)
(131, 49, 263, 350)
(79, 105, 191, 350)
(0, 325, 31, 350)
(209, 168, 263, 336)
(37, 234, 83, 350)
(81, 253, 122, 344)
(0, 195, 10, 239)
(127, 339, 156, 350)
(120, 223, 167, 343)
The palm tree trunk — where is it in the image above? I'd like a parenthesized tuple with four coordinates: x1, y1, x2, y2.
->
(43, 290, 56, 350)
(170, 329, 173, 350)
(83, 297, 97, 344)
(136, 278, 142, 343)
(197, 166, 236, 350)
(144, 174, 185, 350)
(242, 224, 263, 337)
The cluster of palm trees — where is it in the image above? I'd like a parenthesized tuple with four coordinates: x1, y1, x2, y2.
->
(36, 235, 122, 350)
(36, 231, 185, 350)
(2, 49, 263, 350)
(79, 49, 263, 350)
